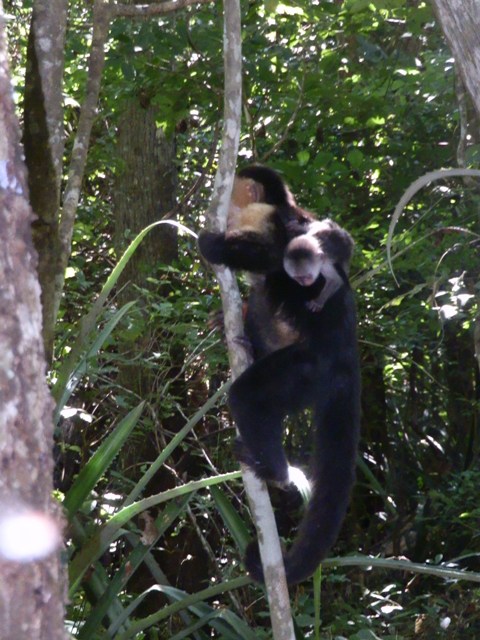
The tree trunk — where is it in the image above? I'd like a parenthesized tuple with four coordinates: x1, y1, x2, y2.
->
(113, 98, 178, 282)
(430, 0, 480, 117)
(0, 8, 66, 638)
(23, 0, 67, 362)
(113, 97, 178, 397)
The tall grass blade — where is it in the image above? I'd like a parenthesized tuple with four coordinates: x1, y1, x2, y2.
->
(210, 485, 249, 553)
(64, 401, 145, 518)
(69, 470, 241, 596)
(77, 495, 191, 639)
(53, 301, 136, 420)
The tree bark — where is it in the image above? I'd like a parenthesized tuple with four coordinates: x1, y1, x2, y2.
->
(0, 6, 67, 638)
(23, 0, 67, 362)
(113, 96, 178, 396)
(430, 0, 480, 117)
(205, 1, 296, 637)
(113, 98, 178, 285)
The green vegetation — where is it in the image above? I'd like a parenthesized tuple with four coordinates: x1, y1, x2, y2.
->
(6, 0, 480, 637)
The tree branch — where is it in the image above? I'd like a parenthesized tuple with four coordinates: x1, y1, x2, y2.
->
(204, 1, 295, 638)
(24, 0, 68, 361)
(108, 0, 214, 18)
(57, 0, 110, 324)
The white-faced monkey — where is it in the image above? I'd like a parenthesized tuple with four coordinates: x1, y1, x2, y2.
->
(199, 165, 361, 585)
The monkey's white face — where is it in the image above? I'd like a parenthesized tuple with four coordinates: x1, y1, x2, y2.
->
(283, 234, 324, 287)
(284, 252, 324, 287)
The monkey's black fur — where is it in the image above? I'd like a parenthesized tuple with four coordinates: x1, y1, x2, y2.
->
(199, 166, 313, 273)
(232, 266, 360, 584)
(198, 166, 360, 585)
(236, 165, 294, 206)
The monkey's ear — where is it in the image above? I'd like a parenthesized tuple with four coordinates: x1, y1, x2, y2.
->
(228, 177, 266, 233)
(231, 177, 265, 208)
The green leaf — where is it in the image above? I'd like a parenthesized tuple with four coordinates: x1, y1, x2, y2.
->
(345, 0, 373, 13)
(366, 115, 385, 127)
(68, 470, 241, 596)
(347, 148, 364, 169)
(297, 150, 310, 166)
(113, 579, 254, 640)
(276, 3, 305, 16)
(264, 0, 278, 12)
(53, 301, 136, 421)
(211, 486, 250, 553)
(78, 494, 192, 640)
(63, 401, 145, 518)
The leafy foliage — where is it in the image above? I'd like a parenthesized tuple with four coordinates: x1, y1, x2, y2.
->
(7, 0, 480, 637)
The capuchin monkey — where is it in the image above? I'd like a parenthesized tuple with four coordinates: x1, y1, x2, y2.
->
(203, 165, 317, 358)
(201, 166, 314, 273)
(198, 166, 360, 585)
(241, 216, 354, 359)
(284, 218, 354, 312)
(201, 165, 353, 356)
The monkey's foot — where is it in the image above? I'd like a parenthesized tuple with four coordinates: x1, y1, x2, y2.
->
(233, 335, 254, 359)
(234, 438, 289, 485)
(207, 309, 225, 332)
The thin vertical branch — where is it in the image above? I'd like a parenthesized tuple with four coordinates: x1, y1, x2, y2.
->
(475, 315, 480, 375)
(56, 0, 110, 323)
(205, 1, 295, 637)
(54, 0, 216, 331)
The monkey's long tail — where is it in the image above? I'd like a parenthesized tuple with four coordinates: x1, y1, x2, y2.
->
(245, 385, 360, 585)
